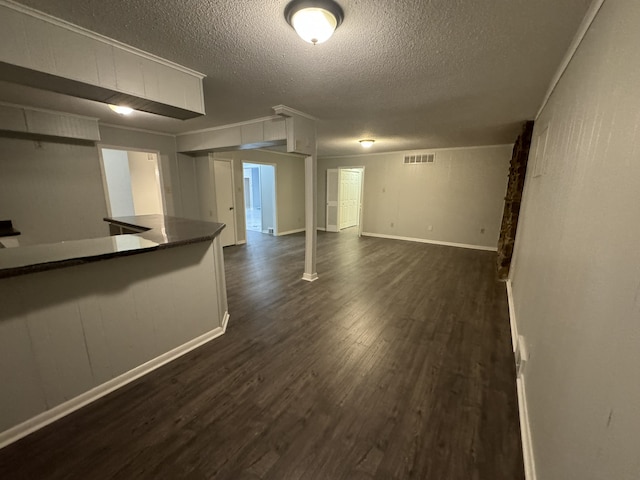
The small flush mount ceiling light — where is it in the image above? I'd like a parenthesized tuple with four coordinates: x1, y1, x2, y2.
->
(359, 139, 375, 148)
(108, 104, 134, 116)
(285, 0, 344, 45)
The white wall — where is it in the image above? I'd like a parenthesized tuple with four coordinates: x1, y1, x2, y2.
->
(194, 154, 216, 222)
(99, 126, 180, 216)
(101, 148, 135, 217)
(127, 151, 163, 215)
(259, 165, 276, 233)
(510, 2, 640, 479)
(0, 136, 109, 245)
(176, 153, 201, 220)
(0, 123, 194, 246)
(213, 149, 305, 241)
(318, 145, 511, 248)
(0, 239, 226, 438)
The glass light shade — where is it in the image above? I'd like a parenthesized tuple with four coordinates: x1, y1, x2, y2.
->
(359, 139, 375, 148)
(291, 8, 338, 44)
(109, 104, 134, 115)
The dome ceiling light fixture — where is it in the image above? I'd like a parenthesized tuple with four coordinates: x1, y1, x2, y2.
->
(284, 0, 344, 45)
(359, 139, 375, 148)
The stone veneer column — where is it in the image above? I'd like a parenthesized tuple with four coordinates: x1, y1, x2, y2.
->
(496, 121, 534, 280)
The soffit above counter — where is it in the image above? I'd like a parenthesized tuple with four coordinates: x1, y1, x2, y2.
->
(0, 0, 205, 120)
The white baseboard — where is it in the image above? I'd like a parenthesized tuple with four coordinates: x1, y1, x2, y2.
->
(506, 280, 518, 352)
(236, 240, 247, 245)
(277, 228, 305, 236)
(301, 272, 318, 282)
(221, 311, 230, 332)
(317, 227, 326, 231)
(517, 376, 537, 480)
(0, 313, 230, 450)
(506, 280, 536, 480)
(360, 232, 497, 252)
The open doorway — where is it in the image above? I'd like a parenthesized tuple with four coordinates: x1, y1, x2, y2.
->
(243, 162, 276, 235)
(326, 167, 365, 234)
(99, 147, 165, 217)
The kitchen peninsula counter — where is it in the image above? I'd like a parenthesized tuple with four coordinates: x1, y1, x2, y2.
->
(0, 214, 225, 279)
(0, 215, 229, 448)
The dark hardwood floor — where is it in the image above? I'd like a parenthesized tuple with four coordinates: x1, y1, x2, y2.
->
(0, 229, 524, 479)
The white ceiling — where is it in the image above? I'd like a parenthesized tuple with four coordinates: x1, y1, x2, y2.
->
(2, 0, 592, 156)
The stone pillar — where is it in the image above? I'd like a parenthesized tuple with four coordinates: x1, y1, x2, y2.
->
(496, 121, 534, 280)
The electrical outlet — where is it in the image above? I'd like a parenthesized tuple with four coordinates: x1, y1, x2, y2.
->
(480, 228, 485, 234)
(390, 222, 394, 228)
(428, 225, 433, 231)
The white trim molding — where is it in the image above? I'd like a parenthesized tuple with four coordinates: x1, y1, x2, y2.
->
(0, 314, 229, 450)
(506, 280, 536, 480)
(277, 228, 305, 236)
(320, 143, 514, 160)
(361, 232, 498, 252)
(99, 123, 177, 138)
(177, 115, 281, 137)
(517, 377, 537, 480)
(301, 272, 319, 282)
(0, 0, 204, 77)
(536, 0, 605, 119)
(506, 280, 518, 352)
(272, 104, 317, 121)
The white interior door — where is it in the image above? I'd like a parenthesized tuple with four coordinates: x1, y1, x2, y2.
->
(326, 169, 339, 232)
(214, 159, 236, 247)
(339, 169, 361, 229)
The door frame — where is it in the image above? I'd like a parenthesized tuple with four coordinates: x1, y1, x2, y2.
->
(97, 145, 166, 217)
(212, 157, 238, 246)
(241, 161, 278, 237)
(327, 166, 365, 236)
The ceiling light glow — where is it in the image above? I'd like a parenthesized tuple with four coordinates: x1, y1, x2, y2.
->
(285, 0, 344, 45)
(359, 139, 375, 148)
(109, 104, 134, 116)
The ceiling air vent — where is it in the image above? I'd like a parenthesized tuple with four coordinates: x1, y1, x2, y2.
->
(403, 153, 435, 164)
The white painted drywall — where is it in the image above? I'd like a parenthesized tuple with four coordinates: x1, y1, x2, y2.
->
(127, 151, 163, 215)
(194, 154, 217, 222)
(318, 145, 511, 248)
(0, 2, 205, 115)
(99, 125, 179, 217)
(101, 148, 135, 217)
(259, 164, 276, 233)
(0, 136, 109, 245)
(510, 1, 640, 479)
(0, 240, 224, 434)
(176, 153, 201, 220)
(212, 150, 305, 241)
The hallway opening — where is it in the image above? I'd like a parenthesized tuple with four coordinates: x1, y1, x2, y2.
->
(243, 162, 276, 235)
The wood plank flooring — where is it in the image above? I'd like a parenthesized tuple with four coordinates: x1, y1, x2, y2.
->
(0, 229, 524, 479)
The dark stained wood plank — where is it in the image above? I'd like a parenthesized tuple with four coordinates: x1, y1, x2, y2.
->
(0, 228, 523, 479)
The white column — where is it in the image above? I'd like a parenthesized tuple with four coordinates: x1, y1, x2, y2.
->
(302, 153, 318, 282)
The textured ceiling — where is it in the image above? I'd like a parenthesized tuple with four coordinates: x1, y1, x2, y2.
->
(2, 0, 592, 156)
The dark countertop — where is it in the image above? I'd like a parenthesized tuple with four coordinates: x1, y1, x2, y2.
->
(0, 215, 225, 279)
